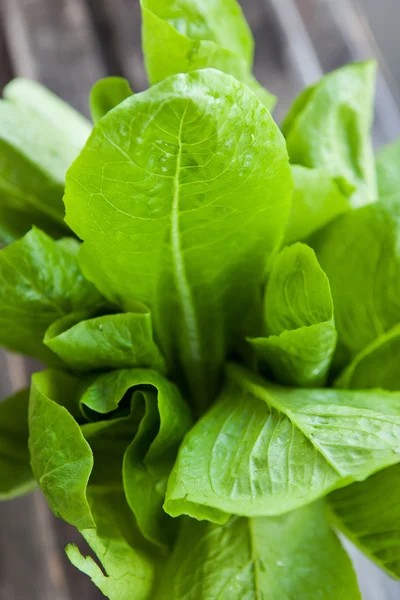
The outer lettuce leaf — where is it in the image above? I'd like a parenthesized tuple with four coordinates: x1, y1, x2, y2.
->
(284, 166, 351, 245)
(336, 324, 400, 390)
(80, 369, 192, 546)
(165, 364, 400, 522)
(0, 228, 105, 364)
(29, 367, 190, 598)
(0, 389, 36, 499)
(376, 137, 400, 199)
(140, 0, 275, 109)
(0, 80, 90, 244)
(312, 197, 400, 369)
(64, 69, 292, 409)
(45, 311, 166, 373)
(90, 77, 133, 123)
(156, 503, 361, 599)
(329, 465, 400, 579)
(248, 243, 336, 386)
(282, 61, 377, 207)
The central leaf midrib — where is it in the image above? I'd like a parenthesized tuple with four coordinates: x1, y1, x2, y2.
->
(171, 104, 202, 364)
(248, 518, 261, 600)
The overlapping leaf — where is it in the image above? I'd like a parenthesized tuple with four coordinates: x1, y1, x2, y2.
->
(157, 503, 360, 599)
(64, 69, 292, 409)
(140, 0, 275, 109)
(90, 77, 133, 123)
(282, 61, 377, 207)
(165, 364, 400, 522)
(248, 243, 337, 386)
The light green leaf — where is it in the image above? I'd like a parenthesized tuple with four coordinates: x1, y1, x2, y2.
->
(140, 1, 275, 109)
(0, 388, 36, 499)
(0, 79, 90, 243)
(157, 503, 360, 599)
(45, 310, 166, 373)
(284, 166, 351, 245)
(67, 491, 157, 600)
(29, 369, 161, 599)
(329, 465, 400, 579)
(165, 364, 400, 522)
(4, 77, 91, 151)
(282, 61, 377, 207)
(90, 77, 133, 123)
(64, 69, 292, 409)
(312, 197, 400, 369)
(248, 243, 336, 386)
(336, 324, 400, 390)
(29, 370, 95, 529)
(80, 368, 192, 546)
(376, 137, 400, 199)
(0, 228, 105, 364)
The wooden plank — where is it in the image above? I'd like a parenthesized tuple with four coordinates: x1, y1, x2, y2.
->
(1, 0, 108, 116)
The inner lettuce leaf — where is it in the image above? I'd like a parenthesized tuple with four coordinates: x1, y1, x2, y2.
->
(45, 310, 166, 373)
(248, 243, 337, 386)
(140, 0, 275, 109)
(0, 389, 36, 499)
(29, 367, 191, 551)
(165, 364, 400, 523)
(64, 69, 292, 410)
(89, 77, 133, 123)
(312, 196, 400, 370)
(0, 79, 91, 244)
(156, 503, 361, 600)
(0, 228, 105, 365)
(282, 61, 377, 207)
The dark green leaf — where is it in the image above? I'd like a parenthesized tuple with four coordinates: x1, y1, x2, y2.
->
(0, 228, 105, 364)
(312, 197, 400, 369)
(282, 61, 377, 207)
(165, 364, 400, 522)
(157, 503, 360, 599)
(0, 388, 35, 499)
(329, 465, 400, 579)
(90, 77, 133, 123)
(64, 69, 292, 410)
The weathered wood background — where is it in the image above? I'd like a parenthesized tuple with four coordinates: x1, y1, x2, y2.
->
(0, 0, 400, 598)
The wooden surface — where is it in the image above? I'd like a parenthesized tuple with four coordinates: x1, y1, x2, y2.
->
(0, 0, 400, 598)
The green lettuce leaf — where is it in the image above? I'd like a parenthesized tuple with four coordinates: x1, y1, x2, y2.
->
(80, 368, 192, 546)
(284, 166, 351, 245)
(45, 310, 166, 373)
(329, 465, 400, 579)
(312, 197, 400, 369)
(64, 69, 292, 410)
(29, 368, 190, 598)
(248, 243, 336, 386)
(336, 324, 400, 390)
(282, 61, 377, 207)
(0, 389, 36, 499)
(0, 80, 90, 244)
(0, 228, 105, 364)
(140, 0, 275, 109)
(90, 77, 133, 123)
(376, 138, 400, 199)
(165, 364, 400, 522)
(156, 503, 361, 599)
